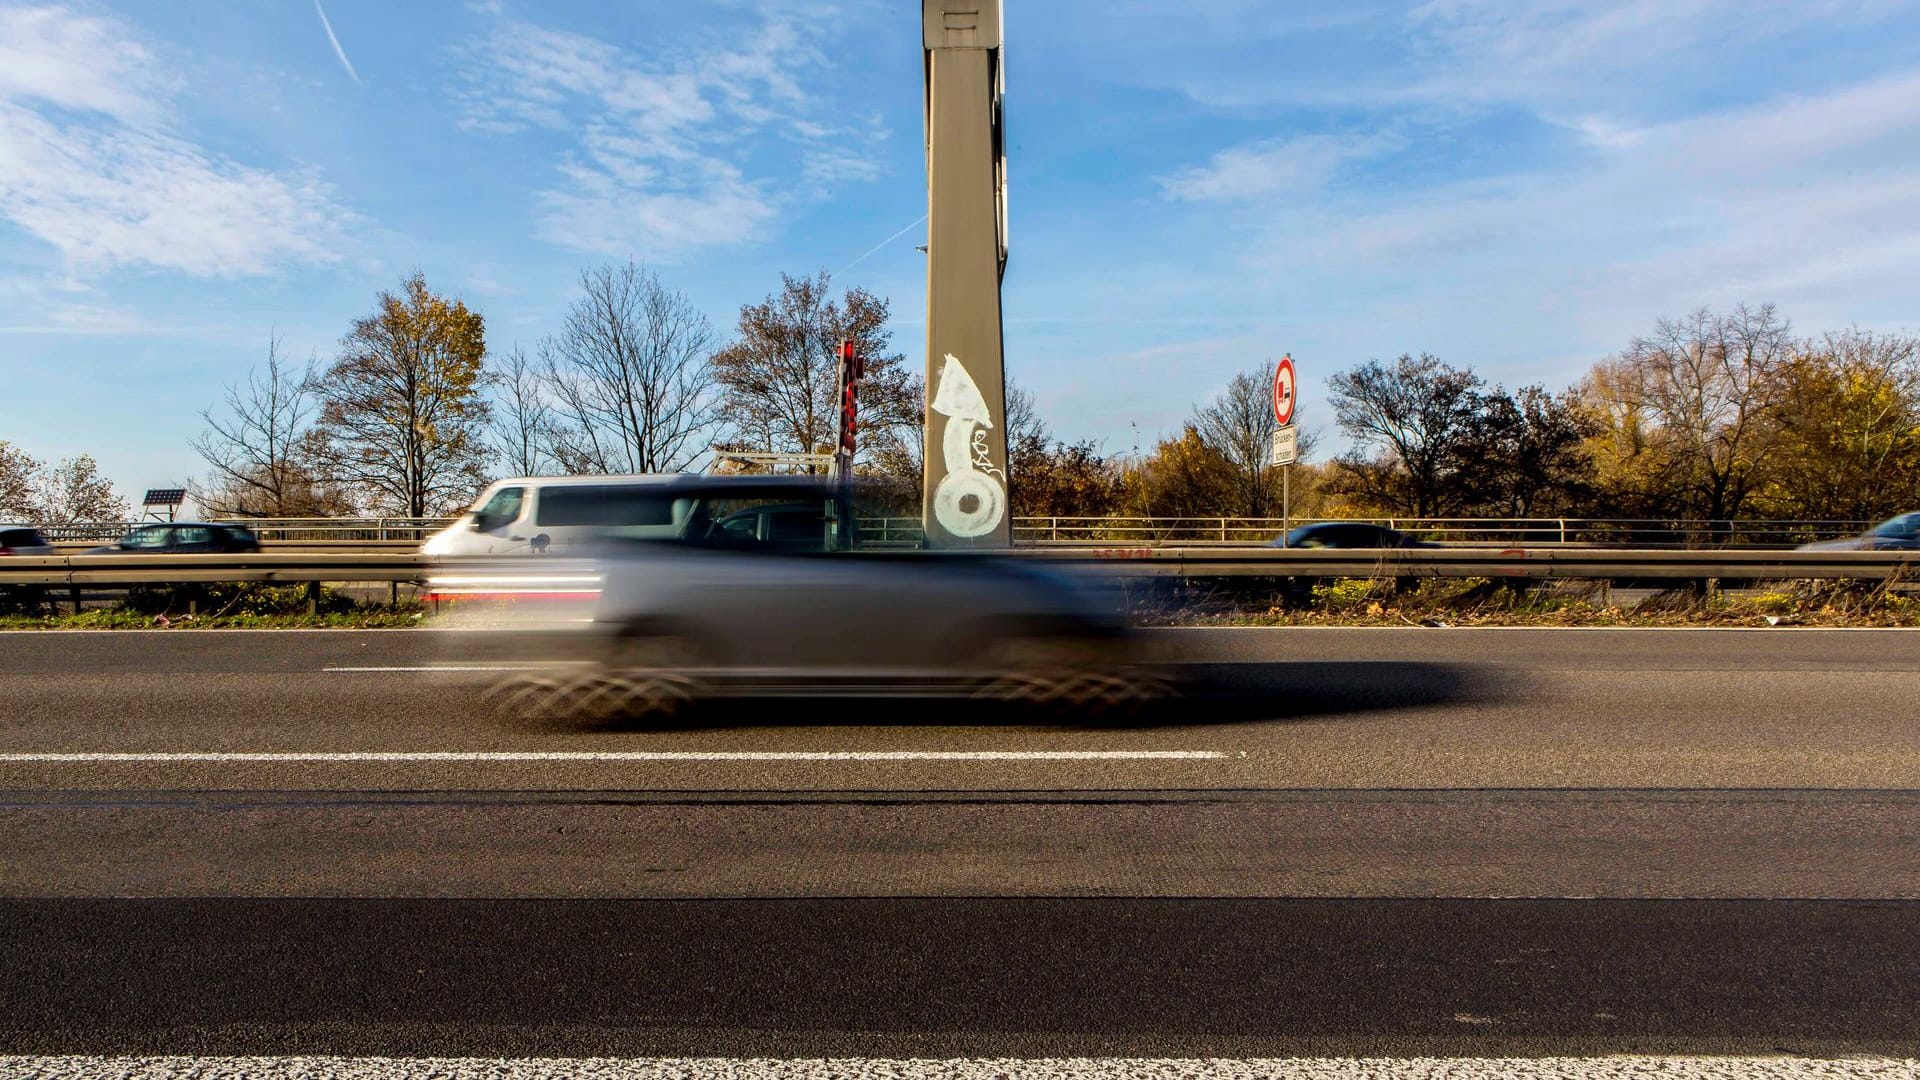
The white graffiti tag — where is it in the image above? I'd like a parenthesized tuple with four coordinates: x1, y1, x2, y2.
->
(929, 352, 1007, 538)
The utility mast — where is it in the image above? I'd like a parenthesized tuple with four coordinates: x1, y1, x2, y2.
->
(921, 0, 1010, 548)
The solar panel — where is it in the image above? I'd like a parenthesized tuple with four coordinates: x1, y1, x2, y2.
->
(142, 488, 186, 506)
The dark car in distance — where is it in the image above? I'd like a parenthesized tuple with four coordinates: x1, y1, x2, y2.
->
(87, 523, 262, 554)
(0, 526, 55, 555)
(1272, 522, 1433, 549)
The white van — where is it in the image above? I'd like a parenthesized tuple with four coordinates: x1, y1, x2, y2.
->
(422, 475, 697, 556)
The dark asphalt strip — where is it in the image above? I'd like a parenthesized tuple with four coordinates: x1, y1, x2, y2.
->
(1, 897, 1914, 1058)
(6, 789, 1920, 899)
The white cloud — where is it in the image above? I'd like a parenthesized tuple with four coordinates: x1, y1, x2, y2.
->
(1159, 133, 1399, 202)
(453, 6, 884, 258)
(0, 3, 355, 278)
(0, 5, 166, 122)
(1099, 0, 1919, 128)
(1208, 67, 1920, 378)
(1402, 0, 1906, 111)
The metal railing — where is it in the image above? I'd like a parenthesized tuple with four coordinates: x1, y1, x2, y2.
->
(27, 516, 1884, 549)
(2, 547, 1915, 588)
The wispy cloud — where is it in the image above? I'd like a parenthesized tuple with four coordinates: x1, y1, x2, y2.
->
(451, 7, 885, 258)
(1177, 66, 1920, 382)
(311, 0, 362, 86)
(1159, 133, 1400, 202)
(1093, 0, 1919, 125)
(0, 3, 355, 278)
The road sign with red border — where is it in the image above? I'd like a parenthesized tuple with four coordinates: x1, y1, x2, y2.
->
(1272, 354, 1296, 426)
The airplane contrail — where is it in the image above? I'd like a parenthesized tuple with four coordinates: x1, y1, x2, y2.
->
(837, 213, 929, 275)
(313, 0, 362, 85)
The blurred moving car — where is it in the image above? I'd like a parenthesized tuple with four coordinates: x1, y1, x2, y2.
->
(0, 526, 54, 555)
(1272, 522, 1433, 549)
(1797, 513, 1920, 551)
(423, 475, 694, 556)
(86, 523, 261, 554)
(475, 476, 1155, 719)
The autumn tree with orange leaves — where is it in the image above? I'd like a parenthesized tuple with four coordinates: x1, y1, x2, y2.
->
(309, 274, 493, 516)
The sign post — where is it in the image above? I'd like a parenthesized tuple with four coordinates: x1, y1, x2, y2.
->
(833, 339, 863, 481)
(1271, 355, 1298, 545)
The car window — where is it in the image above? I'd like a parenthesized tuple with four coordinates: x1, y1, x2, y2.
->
(1873, 515, 1920, 538)
(0, 528, 43, 547)
(534, 486, 672, 528)
(123, 526, 173, 549)
(717, 514, 759, 543)
(766, 508, 827, 545)
(699, 498, 836, 552)
(1281, 526, 1323, 548)
(172, 526, 212, 546)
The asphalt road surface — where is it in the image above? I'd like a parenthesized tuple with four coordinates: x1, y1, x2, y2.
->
(1, 627, 1916, 1068)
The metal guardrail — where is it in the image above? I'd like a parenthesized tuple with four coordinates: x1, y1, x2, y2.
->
(27, 516, 1885, 548)
(1, 547, 1915, 587)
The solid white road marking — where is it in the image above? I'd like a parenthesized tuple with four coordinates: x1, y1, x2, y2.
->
(0, 750, 1232, 763)
(3, 1057, 1914, 1079)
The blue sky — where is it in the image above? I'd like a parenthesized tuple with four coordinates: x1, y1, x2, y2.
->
(4, 0, 1920, 500)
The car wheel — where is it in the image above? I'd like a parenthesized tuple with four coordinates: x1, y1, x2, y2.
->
(970, 634, 1166, 718)
(484, 668, 700, 725)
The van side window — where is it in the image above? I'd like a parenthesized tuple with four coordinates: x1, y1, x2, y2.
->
(535, 486, 675, 527)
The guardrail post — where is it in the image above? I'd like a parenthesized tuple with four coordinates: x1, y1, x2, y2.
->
(1558, 518, 1566, 545)
(305, 580, 319, 616)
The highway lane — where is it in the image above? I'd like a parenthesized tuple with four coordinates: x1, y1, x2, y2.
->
(3, 897, 1917, 1059)
(3, 626, 1918, 1061)
(0, 627, 1916, 791)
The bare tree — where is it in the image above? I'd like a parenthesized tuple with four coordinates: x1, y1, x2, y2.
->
(1191, 361, 1320, 518)
(1593, 304, 1792, 520)
(190, 334, 346, 517)
(541, 262, 718, 475)
(489, 343, 557, 477)
(711, 272, 920, 472)
(309, 273, 495, 516)
(1327, 353, 1485, 516)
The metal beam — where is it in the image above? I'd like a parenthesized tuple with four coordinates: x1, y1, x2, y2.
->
(921, 0, 1011, 548)
(1, 548, 1916, 588)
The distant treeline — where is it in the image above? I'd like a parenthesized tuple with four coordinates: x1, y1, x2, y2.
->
(10, 278, 1910, 534)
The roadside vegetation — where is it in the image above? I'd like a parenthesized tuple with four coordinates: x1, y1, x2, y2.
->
(6, 576, 1915, 630)
(0, 583, 425, 630)
(1139, 576, 1920, 629)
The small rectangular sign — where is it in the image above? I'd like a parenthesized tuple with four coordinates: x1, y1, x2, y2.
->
(1270, 425, 1298, 467)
